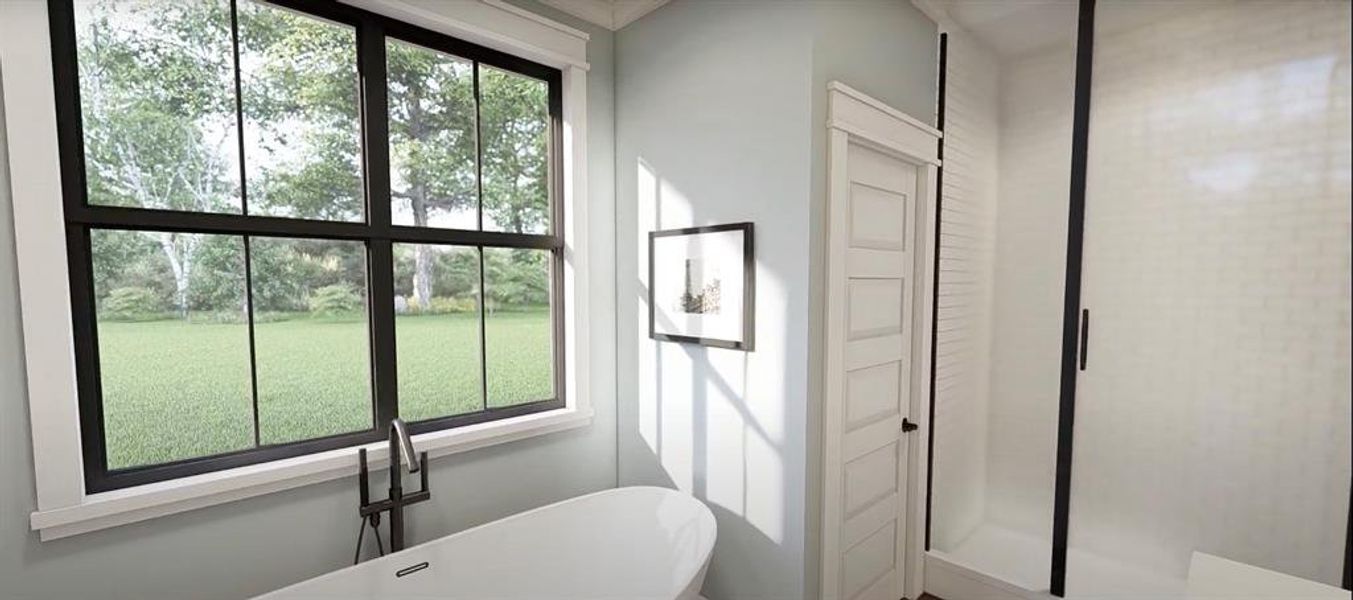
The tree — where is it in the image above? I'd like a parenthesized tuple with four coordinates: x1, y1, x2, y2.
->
(385, 45, 549, 310)
(480, 68, 550, 235)
(79, 0, 237, 317)
(483, 249, 549, 310)
(386, 42, 477, 309)
(79, 0, 553, 319)
(238, 0, 364, 222)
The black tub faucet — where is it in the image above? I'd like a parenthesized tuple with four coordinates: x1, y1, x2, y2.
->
(357, 418, 431, 555)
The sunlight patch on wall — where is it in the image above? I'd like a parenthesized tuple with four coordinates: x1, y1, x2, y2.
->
(635, 156, 788, 544)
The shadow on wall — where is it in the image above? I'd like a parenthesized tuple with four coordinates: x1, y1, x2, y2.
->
(628, 156, 801, 598)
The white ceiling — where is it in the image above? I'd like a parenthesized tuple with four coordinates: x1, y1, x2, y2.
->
(538, 0, 670, 31)
(937, 0, 1078, 57)
(932, 0, 1201, 59)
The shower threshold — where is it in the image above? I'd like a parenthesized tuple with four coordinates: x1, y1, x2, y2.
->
(926, 522, 1186, 600)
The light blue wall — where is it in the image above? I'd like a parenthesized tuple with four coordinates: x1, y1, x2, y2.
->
(810, 1, 939, 125)
(615, 2, 817, 598)
(614, 2, 936, 598)
(805, 5, 937, 597)
(0, 4, 616, 599)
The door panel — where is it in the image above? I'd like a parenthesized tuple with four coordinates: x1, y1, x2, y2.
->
(827, 138, 919, 600)
(845, 443, 899, 516)
(846, 362, 901, 429)
(850, 184, 909, 249)
(844, 521, 900, 600)
(848, 279, 904, 338)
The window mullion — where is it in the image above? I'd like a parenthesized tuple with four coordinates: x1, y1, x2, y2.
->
(358, 17, 399, 430)
(473, 62, 490, 411)
(229, 0, 249, 217)
(474, 61, 485, 232)
(549, 67, 565, 404)
(228, 0, 261, 448)
(478, 247, 489, 411)
(69, 226, 110, 489)
(243, 237, 262, 447)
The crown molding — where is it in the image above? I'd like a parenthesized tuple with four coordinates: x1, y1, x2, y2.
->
(539, 0, 668, 31)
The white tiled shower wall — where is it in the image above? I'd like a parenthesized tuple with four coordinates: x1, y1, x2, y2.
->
(931, 23, 1077, 555)
(985, 39, 1075, 541)
(1070, 0, 1352, 587)
(931, 0, 1351, 590)
(929, 27, 1000, 552)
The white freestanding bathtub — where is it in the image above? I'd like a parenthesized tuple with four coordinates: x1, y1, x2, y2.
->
(255, 486, 717, 600)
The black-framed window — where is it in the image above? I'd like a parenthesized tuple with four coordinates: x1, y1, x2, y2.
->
(48, 0, 565, 492)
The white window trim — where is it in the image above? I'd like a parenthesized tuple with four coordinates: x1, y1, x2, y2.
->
(0, 0, 592, 541)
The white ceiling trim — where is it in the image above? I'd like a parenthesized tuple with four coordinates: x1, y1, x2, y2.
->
(484, 0, 592, 41)
(910, 0, 954, 32)
(612, 0, 668, 29)
(539, 0, 669, 31)
(540, 0, 613, 28)
(343, 0, 590, 69)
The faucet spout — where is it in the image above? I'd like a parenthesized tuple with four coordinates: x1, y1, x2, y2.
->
(390, 418, 419, 474)
(356, 418, 431, 558)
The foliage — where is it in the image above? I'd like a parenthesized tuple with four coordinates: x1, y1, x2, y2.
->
(251, 238, 366, 313)
(238, 1, 364, 221)
(184, 235, 246, 317)
(484, 248, 549, 308)
(307, 284, 362, 316)
(423, 296, 478, 314)
(78, 0, 552, 318)
(100, 286, 165, 321)
(77, 1, 558, 468)
(479, 67, 550, 235)
(392, 244, 479, 303)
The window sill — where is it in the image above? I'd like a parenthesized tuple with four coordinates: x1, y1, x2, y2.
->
(29, 406, 593, 541)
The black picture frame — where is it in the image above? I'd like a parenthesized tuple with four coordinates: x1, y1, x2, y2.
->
(648, 222, 755, 351)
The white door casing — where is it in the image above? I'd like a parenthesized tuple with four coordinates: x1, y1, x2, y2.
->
(821, 82, 940, 600)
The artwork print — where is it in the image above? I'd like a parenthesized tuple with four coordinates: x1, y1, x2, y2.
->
(648, 223, 754, 350)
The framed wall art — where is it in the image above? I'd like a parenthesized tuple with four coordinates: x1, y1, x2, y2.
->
(648, 222, 754, 350)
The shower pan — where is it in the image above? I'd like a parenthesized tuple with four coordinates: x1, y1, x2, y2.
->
(922, 0, 1352, 598)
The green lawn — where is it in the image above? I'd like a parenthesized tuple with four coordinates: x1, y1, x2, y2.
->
(97, 311, 552, 470)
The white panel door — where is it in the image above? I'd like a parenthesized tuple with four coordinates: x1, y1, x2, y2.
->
(824, 139, 918, 600)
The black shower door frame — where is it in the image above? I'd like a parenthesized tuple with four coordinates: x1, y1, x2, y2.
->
(922, 0, 1353, 594)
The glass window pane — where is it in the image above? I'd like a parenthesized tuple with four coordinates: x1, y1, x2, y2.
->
(386, 40, 477, 230)
(92, 230, 252, 469)
(75, 0, 241, 214)
(480, 66, 550, 235)
(484, 248, 552, 407)
(394, 244, 482, 421)
(250, 237, 371, 444)
(238, 2, 363, 221)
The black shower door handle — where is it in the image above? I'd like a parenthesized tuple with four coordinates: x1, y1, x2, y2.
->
(1079, 308, 1090, 371)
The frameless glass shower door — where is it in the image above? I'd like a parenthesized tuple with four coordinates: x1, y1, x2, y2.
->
(1064, 1, 1352, 596)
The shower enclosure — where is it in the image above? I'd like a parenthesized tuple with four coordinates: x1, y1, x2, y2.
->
(925, 0, 1351, 597)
